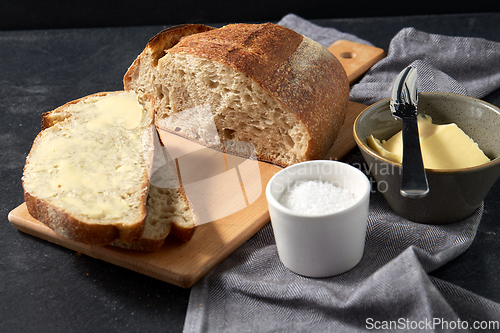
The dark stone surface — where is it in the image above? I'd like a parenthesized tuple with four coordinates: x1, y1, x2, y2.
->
(1, 12, 499, 333)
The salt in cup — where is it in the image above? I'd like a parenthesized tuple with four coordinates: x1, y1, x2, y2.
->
(266, 160, 370, 277)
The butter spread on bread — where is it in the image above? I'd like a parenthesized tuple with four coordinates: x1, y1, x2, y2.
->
(124, 23, 349, 167)
(22, 91, 196, 248)
(30, 93, 145, 218)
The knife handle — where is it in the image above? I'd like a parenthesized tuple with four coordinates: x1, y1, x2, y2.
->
(400, 117, 429, 198)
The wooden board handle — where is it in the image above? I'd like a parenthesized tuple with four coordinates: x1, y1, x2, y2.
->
(328, 40, 385, 85)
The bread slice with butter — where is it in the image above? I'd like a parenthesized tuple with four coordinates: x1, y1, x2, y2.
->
(22, 91, 196, 249)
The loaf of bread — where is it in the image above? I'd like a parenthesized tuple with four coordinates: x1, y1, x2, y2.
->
(22, 91, 196, 249)
(124, 23, 349, 167)
(22, 22, 347, 249)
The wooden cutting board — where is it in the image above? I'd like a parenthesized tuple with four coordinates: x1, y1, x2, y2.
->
(8, 40, 385, 288)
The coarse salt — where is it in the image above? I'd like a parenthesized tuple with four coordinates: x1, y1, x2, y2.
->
(278, 179, 357, 215)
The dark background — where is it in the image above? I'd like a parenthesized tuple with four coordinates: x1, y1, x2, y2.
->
(2, 3, 500, 333)
(1, 0, 500, 31)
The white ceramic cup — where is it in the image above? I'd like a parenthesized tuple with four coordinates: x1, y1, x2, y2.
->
(266, 160, 370, 277)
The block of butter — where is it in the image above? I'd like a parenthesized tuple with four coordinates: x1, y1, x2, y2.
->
(368, 115, 490, 169)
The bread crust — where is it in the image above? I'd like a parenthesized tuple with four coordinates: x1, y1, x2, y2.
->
(24, 191, 143, 245)
(167, 23, 349, 163)
(123, 24, 215, 89)
(125, 23, 349, 165)
(22, 91, 152, 245)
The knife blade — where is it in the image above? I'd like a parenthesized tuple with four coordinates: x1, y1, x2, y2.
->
(390, 66, 429, 198)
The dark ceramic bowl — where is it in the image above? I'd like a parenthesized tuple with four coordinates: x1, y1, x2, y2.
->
(354, 92, 500, 224)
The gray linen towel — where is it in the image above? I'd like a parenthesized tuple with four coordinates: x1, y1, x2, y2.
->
(183, 14, 500, 332)
(349, 25, 500, 105)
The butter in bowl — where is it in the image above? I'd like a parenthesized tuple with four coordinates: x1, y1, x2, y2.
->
(354, 92, 500, 224)
(367, 114, 490, 170)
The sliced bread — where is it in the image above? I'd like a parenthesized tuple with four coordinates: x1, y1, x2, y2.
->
(110, 132, 197, 251)
(23, 91, 155, 245)
(111, 185, 196, 251)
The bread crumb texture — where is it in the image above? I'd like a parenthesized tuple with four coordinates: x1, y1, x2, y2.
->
(23, 91, 151, 224)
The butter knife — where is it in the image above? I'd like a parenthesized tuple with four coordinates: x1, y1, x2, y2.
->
(390, 66, 429, 198)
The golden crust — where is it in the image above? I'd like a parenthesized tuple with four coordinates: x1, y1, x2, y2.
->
(24, 191, 146, 245)
(131, 23, 349, 164)
(167, 23, 348, 162)
(123, 24, 215, 90)
(169, 23, 304, 82)
(259, 37, 349, 161)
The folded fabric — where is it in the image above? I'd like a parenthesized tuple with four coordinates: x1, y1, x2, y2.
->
(350, 26, 500, 105)
(279, 13, 500, 105)
(183, 14, 500, 332)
